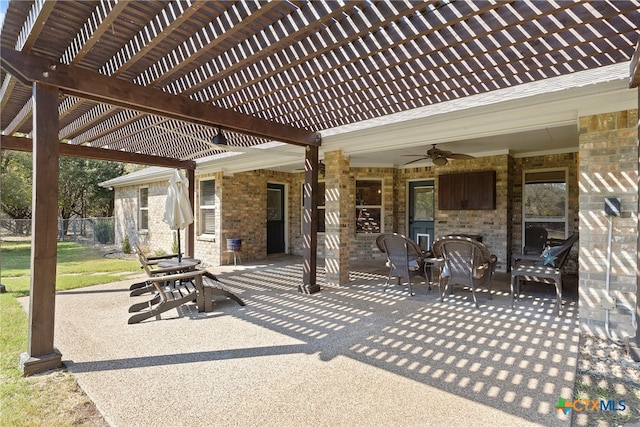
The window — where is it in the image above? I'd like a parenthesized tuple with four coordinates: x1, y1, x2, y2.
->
(199, 180, 215, 235)
(139, 187, 148, 230)
(356, 179, 382, 233)
(523, 169, 567, 241)
(301, 181, 325, 233)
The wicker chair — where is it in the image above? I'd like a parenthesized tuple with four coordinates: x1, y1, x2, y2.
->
(511, 233, 578, 316)
(376, 233, 424, 296)
(432, 236, 498, 308)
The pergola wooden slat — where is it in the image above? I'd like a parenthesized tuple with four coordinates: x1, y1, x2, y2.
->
(3, 1, 637, 158)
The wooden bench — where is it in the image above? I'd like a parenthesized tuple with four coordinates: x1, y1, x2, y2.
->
(201, 271, 245, 311)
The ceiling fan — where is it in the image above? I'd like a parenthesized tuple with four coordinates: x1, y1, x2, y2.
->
(403, 144, 475, 166)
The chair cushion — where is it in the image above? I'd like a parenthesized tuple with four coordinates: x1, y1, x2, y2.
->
(441, 263, 450, 277)
(386, 259, 420, 271)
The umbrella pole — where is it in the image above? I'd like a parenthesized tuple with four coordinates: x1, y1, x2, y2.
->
(177, 230, 182, 262)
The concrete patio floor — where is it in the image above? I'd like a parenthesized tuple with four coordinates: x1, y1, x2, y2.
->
(37, 256, 579, 426)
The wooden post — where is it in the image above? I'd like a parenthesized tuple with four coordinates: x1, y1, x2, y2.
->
(20, 82, 62, 375)
(300, 144, 320, 294)
(186, 168, 195, 259)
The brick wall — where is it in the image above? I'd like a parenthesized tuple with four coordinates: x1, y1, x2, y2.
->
(114, 151, 582, 278)
(114, 182, 175, 254)
(324, 150, 351, 285)
(397, 156, 510, 271)
(350, 166, 396, 263)
(578, 109, 638, 340)
(216, 169, 294, 263)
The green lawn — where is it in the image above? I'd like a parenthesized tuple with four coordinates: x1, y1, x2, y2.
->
(0, 240, 139, 426)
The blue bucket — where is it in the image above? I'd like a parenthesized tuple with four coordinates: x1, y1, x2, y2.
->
(227, 238, 242, 252)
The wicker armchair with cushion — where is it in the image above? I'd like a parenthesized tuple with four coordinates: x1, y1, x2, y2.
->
(511, 233, 578, 316)
(432, 235, 498, 308)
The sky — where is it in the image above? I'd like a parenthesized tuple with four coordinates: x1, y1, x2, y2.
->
(0, 0, 7, 30)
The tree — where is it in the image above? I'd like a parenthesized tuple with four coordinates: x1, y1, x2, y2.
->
(58, 158, 125, 234)
(1, 151, 125, 233)
(1, 151, 32, 234)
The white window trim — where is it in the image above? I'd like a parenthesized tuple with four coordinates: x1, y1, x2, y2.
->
(198, 179, 216, 237)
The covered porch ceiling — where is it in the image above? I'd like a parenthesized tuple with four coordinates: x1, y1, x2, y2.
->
(1, 0, 639, 170)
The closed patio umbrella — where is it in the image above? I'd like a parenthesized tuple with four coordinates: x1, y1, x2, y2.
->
(163, 169, 194, 262)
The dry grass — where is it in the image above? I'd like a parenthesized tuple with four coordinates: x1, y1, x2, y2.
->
(20, 370, 108, 427)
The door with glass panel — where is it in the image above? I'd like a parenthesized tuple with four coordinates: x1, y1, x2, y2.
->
(267, 183, 286, 254)
(408, 180, 435, 252)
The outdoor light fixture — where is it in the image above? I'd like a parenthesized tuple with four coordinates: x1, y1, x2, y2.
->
(212, 127, 228, 145)
(433, 156, 448, 166)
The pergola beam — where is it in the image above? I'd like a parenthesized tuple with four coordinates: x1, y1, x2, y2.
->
(0, 48, 320, 148)
(631, 41, 640, 88)
(1, 135, 196, 169)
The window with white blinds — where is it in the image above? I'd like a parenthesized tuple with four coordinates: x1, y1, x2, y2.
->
(199, 180, 216, 235)
(139, 187, 148, 230)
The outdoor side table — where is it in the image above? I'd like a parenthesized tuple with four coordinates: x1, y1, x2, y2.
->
(423, 257, 444, 291)
(156, 258, 201, 271)
(156, 258, 202, 292)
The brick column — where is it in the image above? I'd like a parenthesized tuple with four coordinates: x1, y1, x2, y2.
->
(324, 150, 351, 286)
(578, 109, 638, 340)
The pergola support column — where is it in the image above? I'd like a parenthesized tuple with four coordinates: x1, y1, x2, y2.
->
(300, 144, 320, 294)
(20, 82, 62, 375)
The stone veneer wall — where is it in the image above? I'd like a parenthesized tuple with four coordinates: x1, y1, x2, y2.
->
(578, 109, 638, 340)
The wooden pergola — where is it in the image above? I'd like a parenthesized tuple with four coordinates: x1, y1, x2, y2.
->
(1, 0, 639, 375)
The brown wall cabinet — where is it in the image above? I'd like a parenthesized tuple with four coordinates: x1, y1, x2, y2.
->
(438, 170, 496, 210)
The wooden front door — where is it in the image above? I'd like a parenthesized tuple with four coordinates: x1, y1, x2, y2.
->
(267, 183, 286, 254)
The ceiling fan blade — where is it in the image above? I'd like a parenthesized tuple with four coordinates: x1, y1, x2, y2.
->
(448, 153, 475, 159)
(403, 157, 429, 165)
